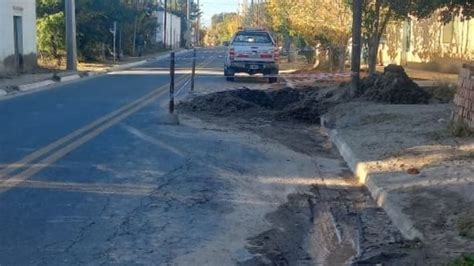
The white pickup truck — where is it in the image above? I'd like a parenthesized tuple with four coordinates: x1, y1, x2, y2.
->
(224, 28, 280, 83)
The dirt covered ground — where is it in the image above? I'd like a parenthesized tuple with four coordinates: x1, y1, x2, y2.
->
(324, 101, 474, 263)
(176, 69, 445, 264)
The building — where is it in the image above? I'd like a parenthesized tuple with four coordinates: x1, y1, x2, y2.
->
(0, 0, 37, 73)
(379, 13, 474, 74)
(155, 11, 182, 49)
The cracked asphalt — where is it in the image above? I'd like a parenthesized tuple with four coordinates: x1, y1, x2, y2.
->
(0, 47, 415, 265)
(0, 48, 244, 265)
(0, 47, 325, 265)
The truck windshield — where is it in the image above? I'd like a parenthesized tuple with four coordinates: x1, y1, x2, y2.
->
(232, 32, 273, 44)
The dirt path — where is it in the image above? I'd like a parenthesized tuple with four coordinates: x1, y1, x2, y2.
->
(177, 91, 427, 264)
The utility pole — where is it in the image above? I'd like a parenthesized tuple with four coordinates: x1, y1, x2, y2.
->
(132, 0, 139, 56)
(170, 8, 173, 49)
(119, 23, 123, 59)
(350, 0, 363, 97)
(256, 0, 259, 26)
(186, 0, 191, 48)
(110, 21, 117, 63)
(164, 0, 168, 49)
(65, 0, 77, 71)
(196, 0, 200, 46)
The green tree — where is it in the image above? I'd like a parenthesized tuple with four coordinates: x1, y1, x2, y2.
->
(411, 0, 473, 22)
(37, 11, 65, 65)
(266, 0, 293, 61)
(37, 0, 62, 18)
(36, 0, 163, 61)
(206, 12, 241, 45)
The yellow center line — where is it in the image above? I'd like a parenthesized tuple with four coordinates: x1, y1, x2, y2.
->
(0, 56, 216, 193)
(0, 78, 179, 180)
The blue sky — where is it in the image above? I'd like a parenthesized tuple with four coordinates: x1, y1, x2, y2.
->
(199, 0, 239, 27)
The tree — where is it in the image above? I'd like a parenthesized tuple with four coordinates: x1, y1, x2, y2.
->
(294, 0, 352, 71)
(37, 11, 65, 65)
(362, 0, 398, 75)
(266, 0, 293, 61)
(37, 0, 163, 61)
(265, 0, 351, 71)
(410, 0, 473, 22)
(37, 0, 64, 65)
(206, 12, 241, 45)
(37, 0, 62, 17)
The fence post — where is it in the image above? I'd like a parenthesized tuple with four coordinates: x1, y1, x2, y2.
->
(191, 48, 197, 91)
(169, 52, 175, 114)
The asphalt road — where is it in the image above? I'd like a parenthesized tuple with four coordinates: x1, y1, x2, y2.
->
(0, 47, 244, 265)
(0, 46, 421, 265)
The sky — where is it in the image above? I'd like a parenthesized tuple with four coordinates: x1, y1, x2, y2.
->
(199, 0, 239, 27)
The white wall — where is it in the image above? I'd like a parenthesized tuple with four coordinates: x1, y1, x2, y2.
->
(156, 11, 181, 49)
(380, 14, 474, 74)
(0, 0, 37, 72)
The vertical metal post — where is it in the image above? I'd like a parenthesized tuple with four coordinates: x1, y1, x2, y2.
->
(191, 48, 197, 91)
(169, 52, 175, 114)
(351, 0, 363, 97)
(65, 0, 77, 71)
(119, 23, 122, 59)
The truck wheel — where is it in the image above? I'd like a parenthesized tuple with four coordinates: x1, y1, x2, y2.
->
(266, 69, 278, 83)
(268, 77, 278, 83)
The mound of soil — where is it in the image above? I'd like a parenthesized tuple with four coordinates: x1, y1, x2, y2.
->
(361, 65, 430, 104)
(180, 87, 346, 123)
(274, 90, 323, 123)
(179, 88, 266, 116)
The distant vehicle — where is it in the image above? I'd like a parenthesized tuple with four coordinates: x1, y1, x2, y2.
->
(224, 28, 280, 83)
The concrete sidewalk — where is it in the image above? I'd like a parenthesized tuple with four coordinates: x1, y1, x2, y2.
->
(322, 101, 474, 262)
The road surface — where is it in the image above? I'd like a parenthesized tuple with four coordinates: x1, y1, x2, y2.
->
(0, 47, 410, 265)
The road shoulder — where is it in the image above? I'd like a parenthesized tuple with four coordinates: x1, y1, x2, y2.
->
(0, 49, 188, 101)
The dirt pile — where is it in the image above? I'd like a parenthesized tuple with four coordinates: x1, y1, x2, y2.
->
(180, 88, 268, 116)
(180, 87, 347, 123)
(361, 65, 431, 104)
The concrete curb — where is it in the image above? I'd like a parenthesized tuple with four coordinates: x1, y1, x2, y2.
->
(84, 72, 97, 77)
(17, 80, 57, 92)
(58, 74, 81, 82)
(321, 115, 424, 241)
(110, 60, 148, 72)
(109, 49, 189, 72)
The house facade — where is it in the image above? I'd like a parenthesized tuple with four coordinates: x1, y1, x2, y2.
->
(379, 13, 474, 74)
(0, 0, 37, 73)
